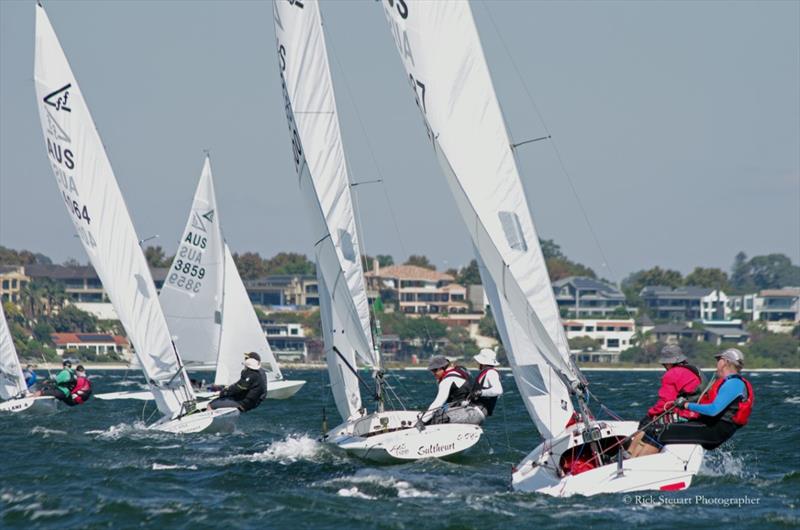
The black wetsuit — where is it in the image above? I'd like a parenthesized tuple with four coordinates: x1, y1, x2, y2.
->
(209, 367, 267, 412)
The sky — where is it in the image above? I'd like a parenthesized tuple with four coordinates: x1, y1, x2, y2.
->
(1, 0, 798, 282)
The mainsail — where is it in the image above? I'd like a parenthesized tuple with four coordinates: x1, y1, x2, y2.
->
(34, 3, 195, 419)
(160, 157, 225, 370)
(0, 303, 27, 400)
(274, 0, 376, 420)
(382, 1, 581, 436)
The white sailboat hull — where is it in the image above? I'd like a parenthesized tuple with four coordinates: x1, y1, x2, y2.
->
(512, 420, 704, 497)
(0, 396, 60, 414)
(147, 407, 239, 434)
(325, 410, 483, 464)
(95, 378, 306, 401)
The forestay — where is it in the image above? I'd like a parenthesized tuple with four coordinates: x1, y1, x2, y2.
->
(0, 303, 27, 400)
(274, 0, 375, 420)
(160, 157, 225, 370)
(382, 1, 583, 431)
(34, 4, 195, 419)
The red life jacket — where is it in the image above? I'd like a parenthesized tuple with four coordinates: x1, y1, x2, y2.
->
(438, 366, 472, 404)
(69, 376, 92, 405)
(699, 374, 753, 426)
(471, 367, 499, 416)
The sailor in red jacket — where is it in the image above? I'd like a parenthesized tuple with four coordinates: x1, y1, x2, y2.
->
(629, 344, 704, 457)
(644, 348, 753, 452)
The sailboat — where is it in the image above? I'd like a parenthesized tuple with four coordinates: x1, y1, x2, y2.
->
(382, 1, 703, 495)
(274, 0, 482, 462)
(33, 2, 237, 433)
(0, 302, 59, 413)
(95, 157, 305, 402)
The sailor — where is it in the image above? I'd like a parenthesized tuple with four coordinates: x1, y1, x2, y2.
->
(470, 348, 503, 418)
(208, 352, 267, 413)
(65, 364, 92, 406)
(421, 355, 484, 426)
(23, 364, 37, 389)
(642, 348, 753, 452)
(36, 359, 76, 403)
(629, 344, 705, 457)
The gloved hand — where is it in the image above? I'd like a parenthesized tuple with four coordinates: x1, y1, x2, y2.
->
(674, 397, 688, 409)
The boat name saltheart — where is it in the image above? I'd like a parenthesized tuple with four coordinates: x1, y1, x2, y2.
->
(416, 442, 456, 457)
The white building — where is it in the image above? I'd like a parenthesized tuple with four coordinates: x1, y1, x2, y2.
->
(262, 321, 308, 362)
(563, 318, 635, 363)
(753, 288, 800, 333)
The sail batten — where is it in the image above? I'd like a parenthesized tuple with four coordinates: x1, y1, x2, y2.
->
(34, 4, 195, 419)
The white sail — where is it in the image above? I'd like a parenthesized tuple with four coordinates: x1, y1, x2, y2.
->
(0, 303, 27, 400)
(382, 2, 579, 387)
(160, 157, 225, 369)
(478, 253, 574, 439)
(217, 244, 282, 385)
(274, 0, 377, 419)
(34, 4, 195, 419)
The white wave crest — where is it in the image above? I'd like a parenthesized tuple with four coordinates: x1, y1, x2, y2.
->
(337, 487, 375, 499)
(326, 473, 434, 498)
(30, 426, 66, 437)
(218, 434, 324, 465)
(699, 449, 750, 478)
(85, 421, 147, 440)
(783, 396, 800, 404)
(152, 463, 198, 471)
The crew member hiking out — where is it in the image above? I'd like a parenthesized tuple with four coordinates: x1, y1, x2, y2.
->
(629, 344, 705, 457)
(65, 364, 92, 406)
(421, 355, 484, 426)
(36, 359, 76, 404)
(208, 352, 267, 413)
(639, 348, 753, 453)
(469, 349, 503, 418)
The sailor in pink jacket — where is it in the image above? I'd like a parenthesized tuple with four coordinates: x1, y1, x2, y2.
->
(647, 345, 705, 421)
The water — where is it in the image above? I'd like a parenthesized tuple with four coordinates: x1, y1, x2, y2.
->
(1, 370, 798, 529)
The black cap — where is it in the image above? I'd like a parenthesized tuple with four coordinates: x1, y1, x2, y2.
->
(245, 352, 261, 362)
(62, 359, 72, 368)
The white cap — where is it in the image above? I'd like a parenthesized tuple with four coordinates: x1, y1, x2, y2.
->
(473, 348, 500, 367)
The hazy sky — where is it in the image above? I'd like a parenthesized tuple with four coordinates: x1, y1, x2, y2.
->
(1, 0, 798, 281)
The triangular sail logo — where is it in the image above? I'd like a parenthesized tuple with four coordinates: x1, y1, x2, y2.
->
(202, 209, 215, 223)
(191, 212, 207, 233)
(45, 110, 71, 143)
(44, 84, 72, 112)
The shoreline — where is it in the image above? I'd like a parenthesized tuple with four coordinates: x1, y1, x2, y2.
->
(31, 362, 800, 373)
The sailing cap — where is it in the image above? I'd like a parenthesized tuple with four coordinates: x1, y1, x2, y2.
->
(715, 348, 744, 367)
(474, 349, 500, 367)
(427, 355, 449, 371)
(658, 344, 687, 365)
(62, 359, 72, 368)
(76, 365, 86, 375)
(244, 352, 261, 362)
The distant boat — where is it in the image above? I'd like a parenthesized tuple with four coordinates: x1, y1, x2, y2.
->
(96, 157, 305, 402)
(0, 302, 58, 413)
(274, 0, 482, 462)
(382, 1, 703, 495)
(33, 2, 236, 434)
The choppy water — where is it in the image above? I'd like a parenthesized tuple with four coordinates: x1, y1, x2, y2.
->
(1, 369, 798, 529)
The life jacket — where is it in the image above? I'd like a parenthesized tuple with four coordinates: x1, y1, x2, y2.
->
(69, 376, 92, 405)
(699, 374, 753, 426)
(471, 367, 499, 416)
(440, 366, 471, 405)
(676, 363, 706, 400)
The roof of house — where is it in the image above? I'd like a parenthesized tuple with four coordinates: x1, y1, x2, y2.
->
(553, 276, 625, 299)
(366, 265, 453, 282)
(0, 265, 24, 275)
(651, 323, 697, 334)
(759, 288, 800, 297)
(50, 332, 129, 345)
(26, 264, 99, 280)
(640, 285, 717, 298)
(704, 326, 750, 337)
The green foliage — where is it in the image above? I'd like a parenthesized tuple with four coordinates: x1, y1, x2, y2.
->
(0, 245, 52, 265)
(568, 335, 602, 352)
(20, 278, 67, 320)
(456, 259, 481, 285)
(440, 326, 479, 360)
(684, 267, 729, 289)
(50, 305, 98, 333)
(729, 252, 800, 293)
(404, 255, 436, 270)
(265, 252, 315, 275)
(232, 252, 269, 280)
(144, 245, 172, 268)
(540, 239, 565, 260)
(747, 333, 799, 367)
(622, 266, 683, 305)
(362, 254, 394, 270)
(32, 321, 55, 343)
